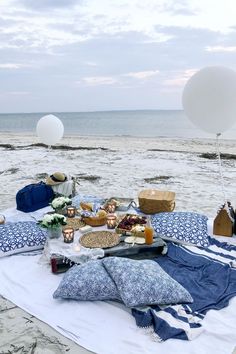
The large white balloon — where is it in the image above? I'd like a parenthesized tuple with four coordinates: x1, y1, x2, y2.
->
(182, 66, 236, 134)
(36, 114, 64, 146)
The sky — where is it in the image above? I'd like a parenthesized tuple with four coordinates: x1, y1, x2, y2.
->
(1, 0, 236, 113)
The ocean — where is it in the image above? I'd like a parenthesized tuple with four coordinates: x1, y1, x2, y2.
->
(1, 110, 236, 139)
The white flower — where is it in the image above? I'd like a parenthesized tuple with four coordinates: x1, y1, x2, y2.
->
(43, 214, 54, 223)
(53, 214, 66, 222)
(51, 197, 71, 209)
(38, 213, 67, 228)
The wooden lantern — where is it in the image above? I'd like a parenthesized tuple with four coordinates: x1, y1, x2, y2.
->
(213, 208, 234, 237)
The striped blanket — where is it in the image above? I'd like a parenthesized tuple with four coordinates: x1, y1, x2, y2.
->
(132, 237, 236, 341)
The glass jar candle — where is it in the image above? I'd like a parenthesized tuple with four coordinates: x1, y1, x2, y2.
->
(67, 206, 76, 218)
(106, 214, 117, 229)
(106, 203, 116, 214)
(63, 227, 75, 243)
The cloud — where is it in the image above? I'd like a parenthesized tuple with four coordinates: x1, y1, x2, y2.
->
(77, 69, 160, 87)
(161, 0, 198, 16)
(206, 45, 236, 53)
(78, 76, 119, 86)
(84, 61, 98, 67)
(0, 63, 28, 69)
(124, 70, 159, 79)
(15, 0, 80, 10)
(163, 69, 198, 88)
(2, 91, 30, 96)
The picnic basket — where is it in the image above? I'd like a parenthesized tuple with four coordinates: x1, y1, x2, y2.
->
(138, 189, 175, 214)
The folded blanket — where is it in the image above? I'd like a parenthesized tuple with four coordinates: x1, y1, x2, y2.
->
(132, 237, 236, 341)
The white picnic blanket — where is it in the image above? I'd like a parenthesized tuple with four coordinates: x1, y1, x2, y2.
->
(0, 207, 236, 353)
(0, 251, 236, 354)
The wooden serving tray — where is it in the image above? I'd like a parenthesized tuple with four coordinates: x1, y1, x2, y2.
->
(115, 213, 147, 236)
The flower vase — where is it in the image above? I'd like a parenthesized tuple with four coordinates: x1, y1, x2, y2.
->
(47, 226, 62, 239)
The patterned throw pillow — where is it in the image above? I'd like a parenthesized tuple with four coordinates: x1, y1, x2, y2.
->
(53, 260, 121, 301)
(102, 257, 193, 307)
(151, 212, 209, 247)
(0, 221, 47, 257)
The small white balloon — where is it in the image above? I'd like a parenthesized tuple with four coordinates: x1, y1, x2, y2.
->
(36, 114, 64, 146)
(182, 66, 236, 134)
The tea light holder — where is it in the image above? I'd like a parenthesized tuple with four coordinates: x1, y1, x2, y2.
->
(107, 214, 117, 229)
(67, 206, 76, 218)
(63, 227, 75, 243)
(0, 214, 5, 225)
(107, 203, 116, 213)
(74, 244, 81, 252)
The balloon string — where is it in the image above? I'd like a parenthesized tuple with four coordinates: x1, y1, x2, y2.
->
(41, 145, 52, 159)
(216, 133, 228, 207)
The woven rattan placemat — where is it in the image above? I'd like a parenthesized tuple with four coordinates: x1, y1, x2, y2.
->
(79, 231, 120, 249)
(65, 218, 85, 230)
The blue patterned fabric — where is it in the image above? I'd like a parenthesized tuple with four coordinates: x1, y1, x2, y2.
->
(0, 221, 47, 257)
(102, 257, 193, 308)
(132, 238, 236, 341)
(151, 212, 209, 247)
(53, 260, 121, 301)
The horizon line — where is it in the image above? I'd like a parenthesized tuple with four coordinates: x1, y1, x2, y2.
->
(0, 108, 184, 115)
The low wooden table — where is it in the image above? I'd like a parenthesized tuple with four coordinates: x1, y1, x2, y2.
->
(48, 233, 167, 273)
(104, 235, 167, 259)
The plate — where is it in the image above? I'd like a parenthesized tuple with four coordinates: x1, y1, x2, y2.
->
(79, 231, 120, 249)
(124, 236, 146, 245)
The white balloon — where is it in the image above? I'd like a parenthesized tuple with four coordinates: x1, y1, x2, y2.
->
(36, 114, 64, 146)
(182, 66, 236, 134)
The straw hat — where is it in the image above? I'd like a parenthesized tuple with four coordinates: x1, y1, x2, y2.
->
(46, 172, 67, 186)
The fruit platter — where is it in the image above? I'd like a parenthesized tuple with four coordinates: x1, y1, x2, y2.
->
(116, 213, 147, 236)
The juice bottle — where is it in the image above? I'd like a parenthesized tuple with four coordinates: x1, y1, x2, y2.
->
(144, 218, 154, 245)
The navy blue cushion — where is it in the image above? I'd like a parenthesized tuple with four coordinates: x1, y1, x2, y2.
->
(151, 212, 209, 247)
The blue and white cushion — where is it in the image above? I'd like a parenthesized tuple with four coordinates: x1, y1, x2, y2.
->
(151, 212, 209, 247)
(0, 221, 47, 257)
(102, 257, 193, 308)
(53, 260, 121, 301)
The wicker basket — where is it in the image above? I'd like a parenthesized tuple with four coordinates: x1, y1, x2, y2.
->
(83, 216, 107, 227)
(138, 189, 175, 214)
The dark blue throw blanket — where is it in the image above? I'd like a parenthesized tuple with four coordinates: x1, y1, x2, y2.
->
(132, 237, 236, 341)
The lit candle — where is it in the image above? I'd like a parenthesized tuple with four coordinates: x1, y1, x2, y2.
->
(0, 214, 5, 225)
(63, 227, 75, 243)
(74, 244, 81, 252)
(67, 206, 76, 218)
(107, 203, 116, 213)
(107, 214, 117, 229)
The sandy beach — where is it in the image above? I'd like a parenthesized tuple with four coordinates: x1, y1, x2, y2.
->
(0, 132, 236, 353)
(0, 132, 236, 216)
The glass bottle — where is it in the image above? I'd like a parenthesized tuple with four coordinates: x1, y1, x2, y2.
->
(144, 217, 154, 245)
